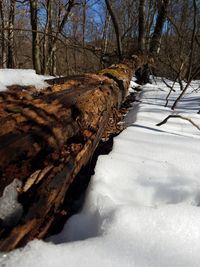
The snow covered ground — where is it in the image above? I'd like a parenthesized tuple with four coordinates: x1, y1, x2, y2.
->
(1, 75, 200, 267)
(0, 69, 53, 91)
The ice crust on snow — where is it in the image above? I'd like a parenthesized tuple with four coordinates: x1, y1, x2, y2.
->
(1, 78, 200, 267)
(0, 69, 53, 91)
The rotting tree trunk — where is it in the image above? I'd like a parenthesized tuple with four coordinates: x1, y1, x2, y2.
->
(0, 56, 146, 251)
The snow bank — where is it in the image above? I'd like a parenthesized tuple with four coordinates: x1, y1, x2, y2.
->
(1, 78, 200, 267)
(0, 69, 53, 91)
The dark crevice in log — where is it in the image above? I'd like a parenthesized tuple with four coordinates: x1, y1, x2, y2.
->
(46, 91, 138, 238)
(104, 73, 125, 93)
(45, 75, 84, 86)
(71, 105, 81, 120)
(46, 137, 115, 238)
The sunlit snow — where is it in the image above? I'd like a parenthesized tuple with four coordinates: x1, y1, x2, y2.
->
(0, 69, 53, 91)
(0, 74, 200, 267)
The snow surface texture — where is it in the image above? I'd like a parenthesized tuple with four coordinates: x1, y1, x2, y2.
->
(0, 179, 23, 227)
(0, 69, 53, 91)
(1, 78, 200, 266)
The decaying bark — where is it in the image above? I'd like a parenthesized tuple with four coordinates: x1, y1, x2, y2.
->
(0, 56, 146, 251)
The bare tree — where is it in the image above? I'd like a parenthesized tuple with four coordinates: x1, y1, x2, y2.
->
(0, 0, 7, 68)
(137, 0, 170, 84)
(171, 0, 198, 110)
(42, 0, 52, 74)
(138, 0, 146, 52)
(45, 0, 75, 75)
(7, 0, 16, 68)
(150, 0, 170, 55)
(30, 0, 41, 73)
(105, 0, 122, 61)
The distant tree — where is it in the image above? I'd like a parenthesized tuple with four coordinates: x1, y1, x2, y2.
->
(105, 0, 122, 61)
(7, 0, 16, 68)
(45, 0, 75, 75)
(138, 0, 170, 84)
(171, 0, 199, 110)
(0, 0, 7, 68)
(138, 0, 146, 52)
(0, 0, 16, 68)
(30, 0, 41, 74)
(149, 0, 170, 55)
(42, 0, 52, 75)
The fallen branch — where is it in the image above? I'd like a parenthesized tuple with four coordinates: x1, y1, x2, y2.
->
(156, 114, 200, 131)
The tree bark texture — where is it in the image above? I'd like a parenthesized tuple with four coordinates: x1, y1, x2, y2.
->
(0, 56, 146, 251)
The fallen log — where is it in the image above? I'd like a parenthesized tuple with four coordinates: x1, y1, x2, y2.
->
(0, 56, 146, 251)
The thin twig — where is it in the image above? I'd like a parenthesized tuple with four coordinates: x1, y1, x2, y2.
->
(161, 78, 176, 92)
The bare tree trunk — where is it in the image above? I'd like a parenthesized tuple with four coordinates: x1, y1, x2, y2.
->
(138, 0, 169, 84)
(105, 0, 122, 61)
(138, 0, 146, 52)
(51, 46, 57, 76)
(82, 0, 86, 72)
(7, 0, 16, 68)
(101, 13, 111, 68)
(30, 0, 41, 74)
(171, 0, 198, 110)
(46, 0, 75, 74)
(145, 0, 156, 51)
(42, 0, 52, 74)
(103, 15, 111, 54)
(0, 0, 7, 68)
(149, 0, 170, 55)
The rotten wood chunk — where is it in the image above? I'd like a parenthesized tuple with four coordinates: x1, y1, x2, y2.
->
(0, 57, 146, 251)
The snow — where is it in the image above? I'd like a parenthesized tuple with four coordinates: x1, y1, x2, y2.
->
(0, 179, 23, 227)
(0, 69, 53, 91)
(1, 77, 200, 267)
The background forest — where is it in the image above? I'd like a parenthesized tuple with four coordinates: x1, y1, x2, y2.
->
(0, 0, 200, 81)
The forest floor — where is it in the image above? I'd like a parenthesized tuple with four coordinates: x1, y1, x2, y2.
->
(0, 72, 200, 267)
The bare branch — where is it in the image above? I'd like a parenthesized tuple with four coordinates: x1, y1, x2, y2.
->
(162, 78, 176, 92)
(156, 115, 200, 132)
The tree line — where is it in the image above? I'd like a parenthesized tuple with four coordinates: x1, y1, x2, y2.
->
(0, 0, 199, 81)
